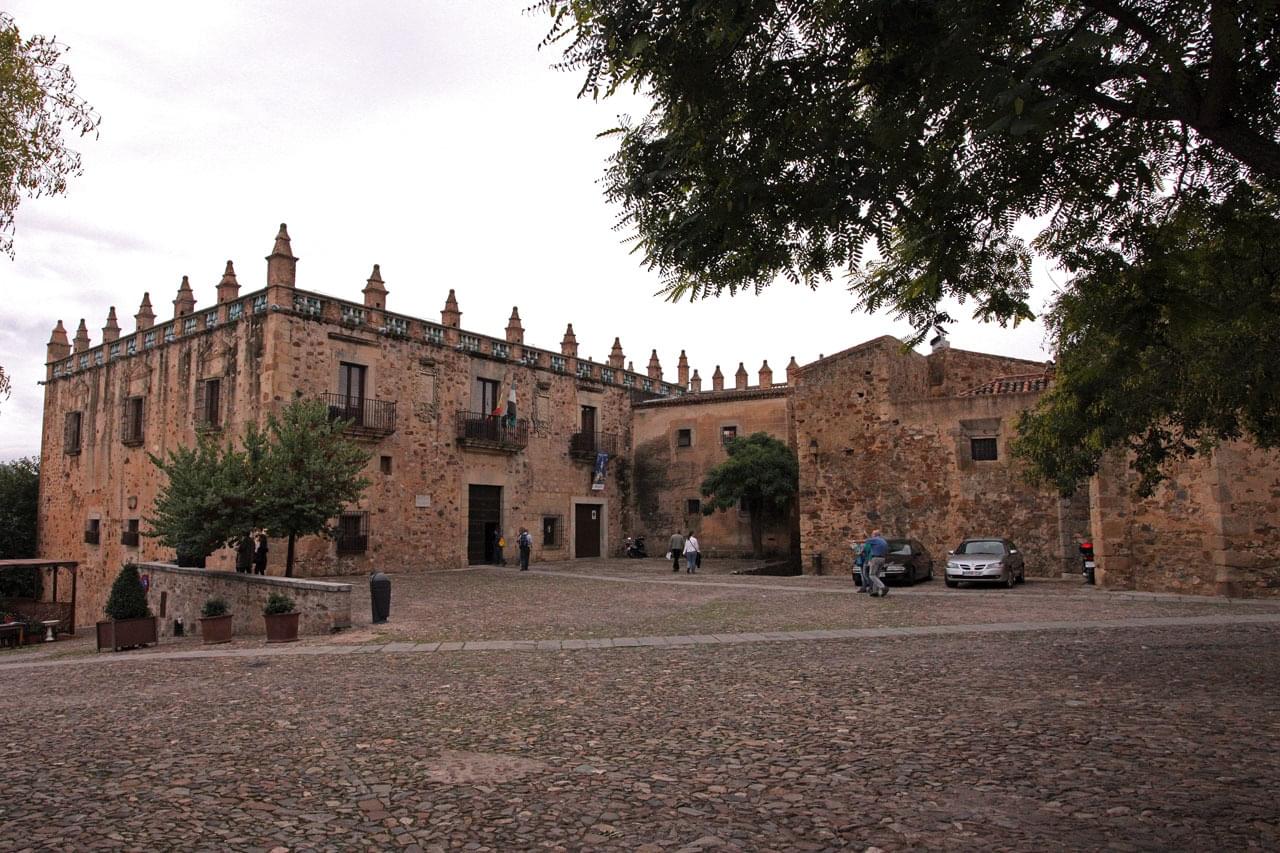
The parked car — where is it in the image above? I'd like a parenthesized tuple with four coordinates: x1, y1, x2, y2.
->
(944, 538, 1026, 588)
(883, 538, 934, 585)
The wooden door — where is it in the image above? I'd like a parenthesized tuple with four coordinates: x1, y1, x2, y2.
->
(574, 503, 602, 558)
(468, 485, 502, 564)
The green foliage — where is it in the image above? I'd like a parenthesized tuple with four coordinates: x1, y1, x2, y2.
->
(1014, 185, 1280, 495)
(263, 592, 295, 615)
(0, 13, 100, 257)
(200, 597, 229, 618)
(700, 432, 798, 557)
(0, 456, 38, 558)
(146, 400, 369, 575)
(542, 1, 1280, 487)
(257, 399, 371, 576)
(104, 563, 151, 621)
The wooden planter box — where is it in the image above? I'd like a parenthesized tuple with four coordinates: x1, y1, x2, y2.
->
(199, 614, 233, 644)
(96, 616, 158, 652)
(264, 611, 299, 643)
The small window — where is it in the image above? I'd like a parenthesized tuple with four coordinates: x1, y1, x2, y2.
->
(971, 437, 998, 461)
(84, 518, 100, 545)
(686, 499, 702, 515)
(380, 455, 392, 475)
(676, 428, 692, 448)
(337, 511, 369, 555)
(64, 411, 83, 455)
(122, 518, 140, 547)
(122, 396, 144, 446)
(720, 425, 738, 444)
(542, 516, 560, 547)
(197, 379, 222, 429)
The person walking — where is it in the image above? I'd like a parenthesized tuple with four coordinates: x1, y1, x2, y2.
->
(684, 532, 700, 573)
(492, 529, 506, 566)
(235, 533, 253, 574)
(851, 538, 872, 591)
(517, 526, 533, 571)
(668, 531, 685, 573)
(253, 533, 269, 575)
(865, 529, 889, 597)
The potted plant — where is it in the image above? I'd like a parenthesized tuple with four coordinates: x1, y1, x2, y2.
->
(96, 562, 158, 652)
(200, 597, 233, 644)
(262, 592, 299, 643)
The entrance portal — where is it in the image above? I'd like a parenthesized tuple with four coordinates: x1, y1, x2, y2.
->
(574, 503, 602, 558)
(468, 485, 502, 565)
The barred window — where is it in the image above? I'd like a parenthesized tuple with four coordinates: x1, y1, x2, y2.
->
(542, 515, 561, 547)
(337, 511, 369, 555)
(677, 428, 692, 448)
(971, 437, 998, 461)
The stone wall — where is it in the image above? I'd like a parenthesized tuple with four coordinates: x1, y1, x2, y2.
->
(1092, 443, 1280, 597)
(138, 562, 352, 638)
(631, 388, 793, 557)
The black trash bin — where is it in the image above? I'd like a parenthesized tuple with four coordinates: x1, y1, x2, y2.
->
(370, 571, 391, 624)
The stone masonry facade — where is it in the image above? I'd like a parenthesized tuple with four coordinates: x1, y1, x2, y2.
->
(37, 226, 1280, 628)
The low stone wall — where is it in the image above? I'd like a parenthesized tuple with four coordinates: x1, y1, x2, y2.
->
(138, 563, 353, 639)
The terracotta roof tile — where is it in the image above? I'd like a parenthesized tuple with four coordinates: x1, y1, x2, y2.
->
(959, 372, 1052, 397)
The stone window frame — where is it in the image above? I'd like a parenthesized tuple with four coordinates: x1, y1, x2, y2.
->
(720, 424, 739, 445)
(970, 436, 998, 461)
(686, 498, 702, 515)
(380, 455, 392, 475)
(337, 511, 369, 555)
(542, 515, 563, 547)
(196, 377, 223, 431)
(676, 427, 693, 449)
(121, 395, 145, 446)
(957, 417, 1002, 467)
(122, 518, 140, 547)
(84, 517, 101, 545)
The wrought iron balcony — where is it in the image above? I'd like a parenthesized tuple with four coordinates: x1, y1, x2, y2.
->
(324, 393, 397, 436)
(569, 431, 620, 461)
(456, 411, 529, 453)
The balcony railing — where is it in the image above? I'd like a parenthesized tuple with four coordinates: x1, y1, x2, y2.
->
(456, 411, 529, 452)
(569, 431, 620, 460)
(324, 394, 397, 436)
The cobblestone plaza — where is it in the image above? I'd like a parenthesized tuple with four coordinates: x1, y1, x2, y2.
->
(2, 560, 1277, 851)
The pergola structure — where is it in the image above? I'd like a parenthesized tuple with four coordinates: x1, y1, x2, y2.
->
(0, 560, 79, 636)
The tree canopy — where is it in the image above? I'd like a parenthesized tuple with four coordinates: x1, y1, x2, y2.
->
(700, 432, 798, 557)
(0, 12, 100, 259)
(0, 456, 38, 559)
(540, 1, 1280, 489)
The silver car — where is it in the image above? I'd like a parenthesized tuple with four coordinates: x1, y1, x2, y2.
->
(944, 538, 1026, 589)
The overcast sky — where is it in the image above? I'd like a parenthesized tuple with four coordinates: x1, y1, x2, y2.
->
(0, 1, 1056, 461)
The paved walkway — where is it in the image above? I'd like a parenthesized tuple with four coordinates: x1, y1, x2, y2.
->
(4, 610, 1277, 672)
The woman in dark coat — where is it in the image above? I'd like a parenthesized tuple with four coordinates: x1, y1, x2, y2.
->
(253, 533, 269, 575)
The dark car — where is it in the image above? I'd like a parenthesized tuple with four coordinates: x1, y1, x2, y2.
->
(944, 538, 1026, 588)
(883, 538, 934, 585)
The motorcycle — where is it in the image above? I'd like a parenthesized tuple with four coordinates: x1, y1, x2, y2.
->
(623, 536, 648, 558)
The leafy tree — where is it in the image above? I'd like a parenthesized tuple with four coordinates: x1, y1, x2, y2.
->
(258, 399, 371, 577)
(0, 456, 38, 559)
(0, 13, 100, 258)
(0, 365, 10, 413)
(103, 562, 150, 620)
(541, 1, 1280, 488)
(700, 432, 798, 557)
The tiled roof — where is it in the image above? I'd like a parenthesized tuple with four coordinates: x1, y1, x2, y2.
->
(959, 372, 1052, 397)
(633, 385, 790, 407)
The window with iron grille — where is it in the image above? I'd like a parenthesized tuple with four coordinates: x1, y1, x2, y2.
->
(970, 437, 998, 461)
(121, 396, 144, 446)
(550, 355, 566, 373)
(64, 411, 82, 455)
(196, 378, 222, 429)
(720, 425, 738, 444)
(676, 428, 692, 448)
(337, 512, 369, 555)
(122, 518, 139, 547)
(542, 515, 561, 547)
(84, 518, 100, 545)
(686, 499, 702, 515)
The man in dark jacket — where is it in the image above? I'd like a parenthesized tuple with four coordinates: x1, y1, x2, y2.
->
(235, 534, 254, 574)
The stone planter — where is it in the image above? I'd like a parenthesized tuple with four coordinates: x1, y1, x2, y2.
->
(263, 611, 299, 643)
(96, 616, 158, 652)
(200, 614, 233, 644)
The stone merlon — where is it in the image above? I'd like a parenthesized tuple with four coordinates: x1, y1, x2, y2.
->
(363, 264, 386, 310)
(265, 223, 297, 288)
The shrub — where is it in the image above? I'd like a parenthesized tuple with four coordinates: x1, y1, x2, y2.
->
(263, 592, 295, 615)
(104, 563, 151, 621)
(201, 597, 229, 618)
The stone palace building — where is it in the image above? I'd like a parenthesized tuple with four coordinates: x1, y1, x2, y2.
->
(38, 225, 1280, 626)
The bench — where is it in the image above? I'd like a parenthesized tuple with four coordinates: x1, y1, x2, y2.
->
(0, 623, 24, 649)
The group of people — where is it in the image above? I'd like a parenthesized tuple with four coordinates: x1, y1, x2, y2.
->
(851, 529, 890, 597)
(493, 527, 534, 571)
(667, 531, 701, 573)
(235, 532, 269, 575)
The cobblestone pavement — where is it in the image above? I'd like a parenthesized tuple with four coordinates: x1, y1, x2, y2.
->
(1, 563, 1277, 851)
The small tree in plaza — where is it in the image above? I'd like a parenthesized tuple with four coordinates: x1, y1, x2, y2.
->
(103, 562, 150, 621)
(146, 438, 240, 565)
(700, 433, 798, 558)
(257, 399, 371, 577)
